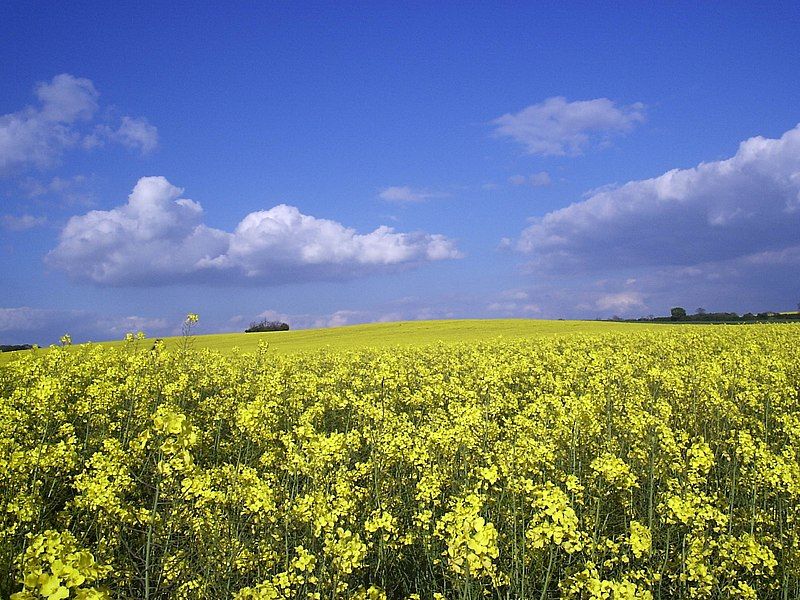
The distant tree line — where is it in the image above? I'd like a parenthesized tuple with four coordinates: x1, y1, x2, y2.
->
(0, 344, 34, 353)
(614, 306, 800, 324)
(245, 319, 290, 333)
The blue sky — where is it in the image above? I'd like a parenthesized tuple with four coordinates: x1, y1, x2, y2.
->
(2, 2, 800, 344)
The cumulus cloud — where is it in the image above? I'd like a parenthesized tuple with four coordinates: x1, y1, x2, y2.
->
(0, 74, 157, 175)
(378, 186, 448, 203)
(47, 176, 462, 286)
(501, 124, 800, 318)
(492, 97, 645, 156)
(47, 177, 227, 285)
(35, 73, 99, 123)
(514, 124, 800, 274)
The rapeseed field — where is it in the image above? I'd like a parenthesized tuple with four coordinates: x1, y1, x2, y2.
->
(2, 325, 799, 599)
(0, 320, 663, 366)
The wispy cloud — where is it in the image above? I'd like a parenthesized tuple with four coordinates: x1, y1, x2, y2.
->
(47, 176, 463, 286)
(0, 74, 98, 174)
(509, 171, 552, 187)
(595, 291, 645, 313)
(492, 97, 645, 156)
(18, 174, 95, 207)
(378, 186, 449, 203)
(0, 74, 158, 176)
(1, 214, 47, 231)
(84, 116, 159, 155)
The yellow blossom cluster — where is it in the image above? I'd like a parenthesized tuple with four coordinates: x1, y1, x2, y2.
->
(10, 530, 110, 600)
(1, 325, 799, 598)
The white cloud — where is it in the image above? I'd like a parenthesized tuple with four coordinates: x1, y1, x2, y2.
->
(595, 292, 646, 313)
(501, 124, 800, 318)
(509, 171, 552, 187)
(35, 74, 99, 122)
(85, 116, 159, 155)
(0, 75, 97, 174)
(251, 308, 382, 330)
(1, 214, 47, 231)
(253, 304, 476, 331)
(0, 74, 157, 175)
(582, 182, 620, 198)
(492, 97, 645, 156)
(513, 124, 800, 274)
(323, 310, 360, 328)
(378, 186, 448, 203)
(47, 176, 462, 286)
(113, 116, 159, 155)
(102, 315, 170, 337)
(47, 177, 227, 285)
(486, 299, 541, 315)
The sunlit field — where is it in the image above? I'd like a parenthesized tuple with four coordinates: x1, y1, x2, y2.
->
(0, 319, 666, 366)
(2, 323, 799, 599)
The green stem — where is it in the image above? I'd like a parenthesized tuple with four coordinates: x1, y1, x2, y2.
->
(145, 453, 162, 600)
(539, 547, 555, 600)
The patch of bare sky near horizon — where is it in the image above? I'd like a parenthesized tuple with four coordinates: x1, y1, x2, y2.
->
(0, 306, 169, 345)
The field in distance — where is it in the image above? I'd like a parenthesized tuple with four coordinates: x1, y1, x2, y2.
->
(0, 319, 670, 364)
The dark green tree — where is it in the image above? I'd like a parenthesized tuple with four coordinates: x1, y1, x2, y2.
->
(670, 307, 687, 320)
